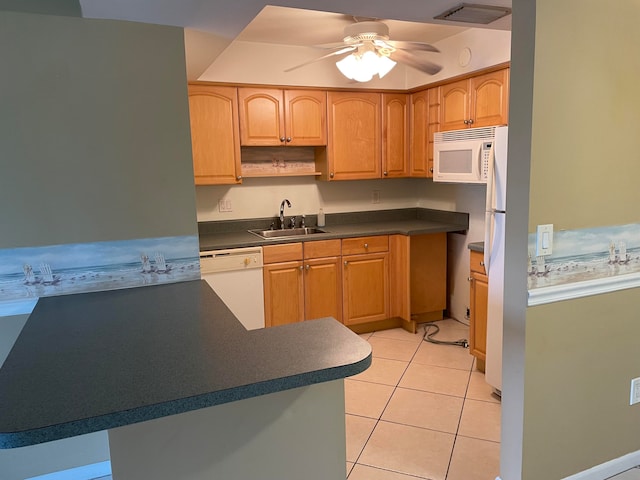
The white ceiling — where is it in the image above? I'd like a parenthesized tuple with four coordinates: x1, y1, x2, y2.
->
(79, 1, 512, 43)
(77, 1, 512, 83)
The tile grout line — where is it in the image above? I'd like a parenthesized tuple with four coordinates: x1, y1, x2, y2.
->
(443, 351, 475, 480)
(349, 330, 424, 478)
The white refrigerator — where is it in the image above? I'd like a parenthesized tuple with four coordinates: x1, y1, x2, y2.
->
(484, 125, 508, 393)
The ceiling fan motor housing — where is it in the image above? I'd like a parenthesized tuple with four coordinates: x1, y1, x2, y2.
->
(343, 21, 390, 43)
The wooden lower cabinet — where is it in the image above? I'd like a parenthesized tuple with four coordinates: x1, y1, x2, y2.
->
(304, 239, 342, 323)
(263, 240, 342, 327)
(342, 251, 390, 326)
(262, 234, 446, 333)
(304, 257, 342, 322)
(469, 250, 489, 371)
(263, 261, 304, 328)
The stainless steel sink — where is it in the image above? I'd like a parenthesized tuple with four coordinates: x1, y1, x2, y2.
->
(248, 227, 326, 239)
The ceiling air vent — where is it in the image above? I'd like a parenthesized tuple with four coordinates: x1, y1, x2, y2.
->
(434, 3, 512, 24)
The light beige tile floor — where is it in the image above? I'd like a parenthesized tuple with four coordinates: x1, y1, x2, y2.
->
(346, 318, 502, 480)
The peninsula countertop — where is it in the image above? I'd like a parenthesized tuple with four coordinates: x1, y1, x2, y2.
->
(199, 208, 469, 251)
(0, 280, 371, 449)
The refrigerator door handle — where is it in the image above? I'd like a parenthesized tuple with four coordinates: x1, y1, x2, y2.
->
(484, 211, 493, 274)
(483, 140, 497, 273)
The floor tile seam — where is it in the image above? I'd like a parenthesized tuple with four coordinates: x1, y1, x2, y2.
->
(370, 334, 425, 345)
(394, 384, 467, 399)
(454, 433, 501, 444)
(347, 377, 396, 388)
(375, 418, 457, 439)
(408, 360, 475, 371)
(392, 385, 468, 402)
(376, 417, 460, 437)
(463, 396, 502, 406)
(353, 461, 432, 479)
(443, 359, 474, 480)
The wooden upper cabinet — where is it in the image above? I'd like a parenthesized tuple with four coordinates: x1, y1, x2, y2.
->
(327, 91, 381, 180)
(382, 93, 409, 178)
(470, 68, 509, 128)
(187, 84, 241, 185)
(284, 90, 327, 146)
(409, 87, 440, 178)
(409, 89, 429, 177)
(238, 87, 326, 146)
(440, 78, 471, 131)
(440, 68, 509, 131)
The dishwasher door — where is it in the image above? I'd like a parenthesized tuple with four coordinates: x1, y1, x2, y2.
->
(199, 247, 265, 330)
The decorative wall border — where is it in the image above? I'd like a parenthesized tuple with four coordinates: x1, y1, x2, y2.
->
(527, 223, 640, 306)
(0, 236, 200, 317)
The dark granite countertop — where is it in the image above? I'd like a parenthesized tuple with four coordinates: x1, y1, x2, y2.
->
(468, 241, 485, 252)
(0, 280, 371, 449)
(199, 208, 469, 251)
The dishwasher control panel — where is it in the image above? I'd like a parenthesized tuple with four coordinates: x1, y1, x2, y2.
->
(199, 247, 263, 274)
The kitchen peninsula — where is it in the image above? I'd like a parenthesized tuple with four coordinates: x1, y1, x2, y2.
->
(0, 280, 371, 479)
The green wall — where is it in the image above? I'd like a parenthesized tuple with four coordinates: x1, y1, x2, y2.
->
(0, 11, 196, 479)
(506, 1, 640, 478)
(0, 12, 197, 249)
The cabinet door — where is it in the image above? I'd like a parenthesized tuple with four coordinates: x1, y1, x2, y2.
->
(440, 79, 470, 131)
(285, 90, 327, 146)
(427, 87, 440, 178)
(188, 85, 241, 185)
(382, 93, 409, 178)
(470, 68, 509, 128)
(410, 233, 447, 315)
(238, 88, 285, 146)
(409, 90, 429, 177)
(470, 271, 488, 366)
(327, 91, 381, 180)
(304, 257, 342, 323)
(342, 252, 389, 325)
(263, 261, 304, 327)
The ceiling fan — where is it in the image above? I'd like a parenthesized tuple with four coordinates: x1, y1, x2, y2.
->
(285, 20, 443, 81)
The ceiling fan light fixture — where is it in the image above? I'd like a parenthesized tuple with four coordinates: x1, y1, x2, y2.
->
(336, 47, 397, 82)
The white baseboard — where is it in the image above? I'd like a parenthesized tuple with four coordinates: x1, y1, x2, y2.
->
(25, 461, 111, 480)
(497, 450, 640, 480)
(562, 450, 640, 480)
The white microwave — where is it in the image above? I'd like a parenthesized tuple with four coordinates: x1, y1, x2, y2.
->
(433, 126, 497, 183)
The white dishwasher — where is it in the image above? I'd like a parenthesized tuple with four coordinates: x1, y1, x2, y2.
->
(199, 246, 265, 330)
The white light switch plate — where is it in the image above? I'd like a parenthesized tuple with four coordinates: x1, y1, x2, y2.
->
(630, 377, 640, 405)
(536, 224, 553, 256)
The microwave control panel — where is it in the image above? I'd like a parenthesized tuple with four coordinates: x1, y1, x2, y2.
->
(481, 142, 493, 181)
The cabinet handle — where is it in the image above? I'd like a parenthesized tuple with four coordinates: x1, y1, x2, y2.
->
(429, 167, 434, 173)
(305, 264, 310, 270)
(286, 137, 292, 143)
(330, 172, 334, 178)
(280, 137, 286, 142)
(468, 119, 474, 125)
(479, 261, 485, 266)
(383, 171, 388, 176)
(364, 243, 368, 249)
(236, 175, 242, 181)
(463, 119, 469, 125)
(344, 261, 348, 266)
(468, 276, 473, 282)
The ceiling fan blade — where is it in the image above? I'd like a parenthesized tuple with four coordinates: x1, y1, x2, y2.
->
(391, 49, 443, 75)
(284, 46, 357, 73)
(384, 40, 440, 53)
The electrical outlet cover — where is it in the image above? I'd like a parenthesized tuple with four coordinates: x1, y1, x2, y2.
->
(630, 377, 640, 405)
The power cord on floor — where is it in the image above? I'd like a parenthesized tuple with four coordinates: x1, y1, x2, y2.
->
(422, 322, 469, 348)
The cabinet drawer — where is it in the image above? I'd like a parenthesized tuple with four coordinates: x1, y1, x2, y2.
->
(263, 243, 303, 263)
(304, 239, 341, 259)
(341, 236, 389, 255)
(470, 250, 486, 275)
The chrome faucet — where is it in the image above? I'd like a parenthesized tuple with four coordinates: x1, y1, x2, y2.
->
(279, 199, 291, 229)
